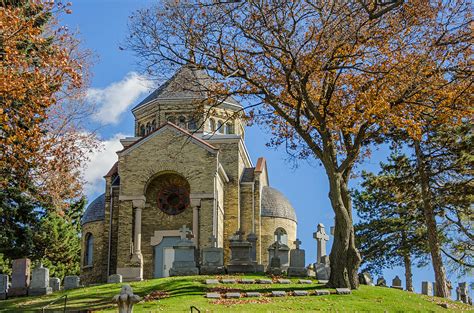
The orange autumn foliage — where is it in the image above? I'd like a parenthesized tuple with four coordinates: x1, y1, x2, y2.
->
(0, 2, 98, 210)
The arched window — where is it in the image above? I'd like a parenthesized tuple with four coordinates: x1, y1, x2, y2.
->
(274, 228, 288, 245)
(178, 116, 186, 128)
(84, 233, 94, 266)
(188, 118, 197, 130)
(146, 122, 151, 135)
(209, 119, 216, 132)
(140, 124, 145, 137)
(225, 123, 234, 134)
(217, 120, 223, 133)
(151, 119, 156, 131)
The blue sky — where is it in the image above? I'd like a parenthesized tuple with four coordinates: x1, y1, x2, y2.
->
(63, 0, 466, 295)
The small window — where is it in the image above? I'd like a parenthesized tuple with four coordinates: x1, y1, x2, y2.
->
(274, 228, 288, 245)
(178, 116, 186, 128)
(84, 233, 94, 266)
(188, 118, 197, 130)
(217, 120, 223, 133)
(210, 119, 216, 132)
(225, 123, 234, 134)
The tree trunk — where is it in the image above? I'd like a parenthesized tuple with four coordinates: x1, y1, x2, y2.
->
(403, 252, 413, 292)
(326, 170, 361, 289)
(414, 140, 449, 298)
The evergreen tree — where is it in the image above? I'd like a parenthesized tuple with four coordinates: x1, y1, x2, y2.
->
(32, 198, 85, 279)
(354, 155, 430, 291)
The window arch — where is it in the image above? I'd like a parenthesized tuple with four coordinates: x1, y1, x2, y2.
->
(167, 116, 176, 124)
(151, 119, 156, 131)
(274, 228, 288, 245)
(217, 120, 223, 133)
(225, 123, 234, 134)
(84, 233, 94, 266)
(209, 118, 216, 132)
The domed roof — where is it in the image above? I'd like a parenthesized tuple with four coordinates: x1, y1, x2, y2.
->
(261, 186, 297, 222)
(81, 193, 105, 225)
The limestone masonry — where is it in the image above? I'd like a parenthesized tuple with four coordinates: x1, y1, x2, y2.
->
(80, 65, 298, 283)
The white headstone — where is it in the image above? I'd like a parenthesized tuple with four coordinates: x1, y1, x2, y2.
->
(49, 277, 60, 292)
(108, 274, 123, 284)
(28, 264, 52, 296)
(64, 275, 80, 290)
(313, 223, 329, 263)
(422, 281, 434, 296)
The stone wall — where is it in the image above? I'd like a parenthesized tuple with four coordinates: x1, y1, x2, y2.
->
(81, 220, 107, 284)
(260, 216, 297, 268)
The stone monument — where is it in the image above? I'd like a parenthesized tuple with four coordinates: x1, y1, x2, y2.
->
(376, 276, 387, 287)
(108, 274, 123, 284)
(267, 241, 283, 275)
(458, 282, 470, 304)
(169, 225, 199, 276)
(227, 229, 256, 273)
(0, 274, 8, 300)
(359, 272, 373, 285)
(8, 258, 31, 297)
(28, 263, 52, 296)
(288, 239, 307, 277)
(247, 233, 265, 272)
(391, 276, 403, 290)
(313, 224, 331, 281)
(64, 275, 80, 290)
(49, 277, 60, 292)
(113, 284, 141, 313)
(421, 281, 433, 296)
(313, 223, 329, 263)
(200, 235, 225, 274)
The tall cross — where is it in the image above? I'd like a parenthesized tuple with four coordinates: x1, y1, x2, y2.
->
(179, 225, 191, 240)
(235, 229, 245, 241)
(275, 228, 285, 243)
(209, 235, 217, 248)
(313, 223, 329, 263)
(294, 239, 302, 250)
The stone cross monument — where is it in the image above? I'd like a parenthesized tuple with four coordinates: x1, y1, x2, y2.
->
(179, 225, 191, 239)
(313, 223, 329, 263)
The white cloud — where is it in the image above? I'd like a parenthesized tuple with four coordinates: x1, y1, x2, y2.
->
(87, 72, 153, 125)
(82, 133, 130, 196)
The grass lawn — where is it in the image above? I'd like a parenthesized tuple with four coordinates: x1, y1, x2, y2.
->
(1, 275, 471, 312)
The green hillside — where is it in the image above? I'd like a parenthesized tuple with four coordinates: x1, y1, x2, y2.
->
(1, 275, 471, 312)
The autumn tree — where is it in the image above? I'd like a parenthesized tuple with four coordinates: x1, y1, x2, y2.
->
(354, 155, 430, 292)
(0, 1, 98, 262)
(127, 0, 472, 289)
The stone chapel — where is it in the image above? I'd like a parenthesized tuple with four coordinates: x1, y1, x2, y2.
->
(80, 65, 298, 283)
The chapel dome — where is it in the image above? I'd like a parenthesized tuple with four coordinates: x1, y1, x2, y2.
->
(81, 193, 105, 225)
(261, 186, 297, 222)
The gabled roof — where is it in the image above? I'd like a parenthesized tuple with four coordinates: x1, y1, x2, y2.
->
(118, 122, 218, 155)
(132, 65, 241, 111)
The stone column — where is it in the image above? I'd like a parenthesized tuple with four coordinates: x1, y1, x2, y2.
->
(131, 199, 144, 263)
(191, 198, 201, 247)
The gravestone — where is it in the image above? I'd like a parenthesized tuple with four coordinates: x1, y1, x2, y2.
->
(205, 279, 219, 285)
(222, 279, 236, 284)
(49, 277, 60, 292)
(227, 229, 256, 273)
(0, 274, 8, 300)
(288, 239, 307, 277)
(112, 285, 141, 313)
(277, 279, 291, 284)
(267, 240, 283, 275)
(246, 292, 261, 297)
(359, 272, 373, 285)
(314, 289, 330, 296)
(293, 290, 309, 296)
(458, 282, 469, 304)
(272, 290, 286, 297)
(226, 292, 241, 299)
(206, 293, 220, 299)
(170, 225, 199, 276)
(391, 276, 403, 290)
(268, 242, 290, 270)
(313, 223, 329, 263)
(108, 274, 123, 284)
(247, 233, 265, 272)
(258, 279, 272, 284)
(28, 263, 52, 296)
(336, 288, 351, 295)
(376, 276, 387, 287)
(241, 278, 255, 284)
(299, 279, 312, 284)
(8, 258, 31, 297)
(421, 281, 433, 296)
(200, 235, 225, 274)
(315, 255, 331, 281)
(64, 275, 80, 290)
